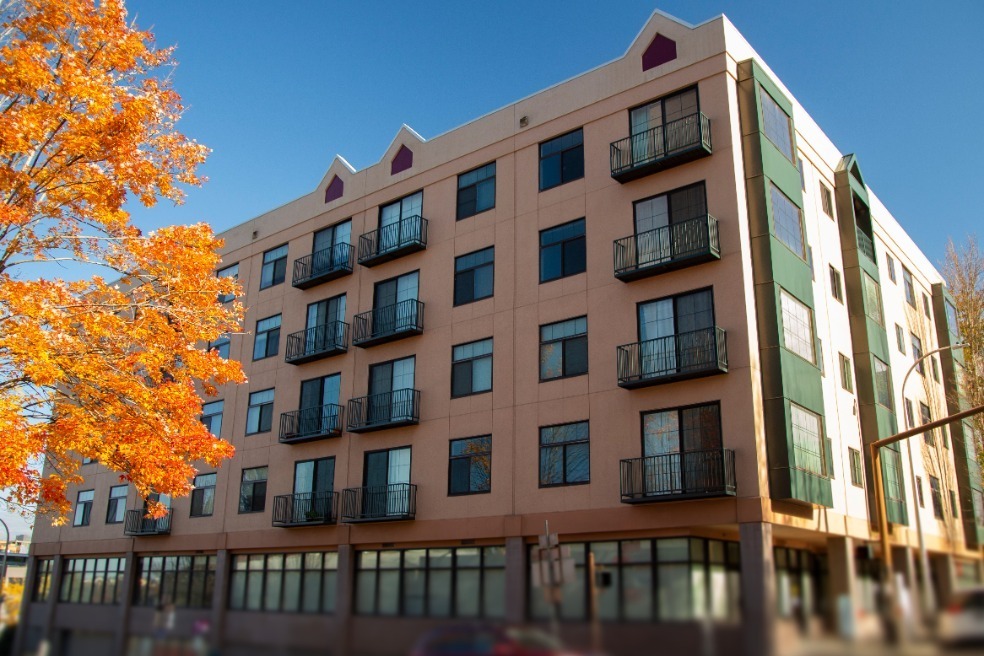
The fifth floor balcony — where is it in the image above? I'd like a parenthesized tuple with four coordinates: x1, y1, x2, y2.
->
(291, 243, 354, 289)
(284, 322, 349, 365)
(352, 299, 424, 348)
(358, 215, 428, 267)
(346, 389, 420, 433)
(123, 509, 171, 536)
(613, 215, 720, 282)
(616, 327, 728, 389)
(279, 403, 344, 444)
(619, 449, 737, 503)
(610, 113, 712, 183)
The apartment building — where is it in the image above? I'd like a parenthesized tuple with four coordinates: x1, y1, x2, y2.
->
(18, 9, 984, 656)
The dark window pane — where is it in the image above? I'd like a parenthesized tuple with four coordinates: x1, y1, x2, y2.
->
(566, 443, 590, 483)
(454, 270, 474, 305)
(473, 265, 493, 300)
(540, 156, 560, 190)
(450, 459, 471, 495)
(540, 244, 561, 282)
(451, 361, 472, 398)
(564, 336, 588, 376)
(561, 147, 584, 183)
(540, 446, 563, 485)
(563, 237, 586, 276)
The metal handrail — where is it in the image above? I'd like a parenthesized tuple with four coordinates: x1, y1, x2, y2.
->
(610, 112, 711, 177)
(341, 483, 417, 522)
(856, 226, 877, 263)
(279, 403, 344, 442)
(272, 491, 337, 526)
(123, 509, 171, 536)
(352, 299, 424, 344)
(285, 321, 349, 362)
(292, 243, 354, 286)
(620, 449, 736, 500)
(346, 388, 421, 431)
(617, 326, 727, 384)
(358, 215, 428, 263)
(613, 215, 719, 276)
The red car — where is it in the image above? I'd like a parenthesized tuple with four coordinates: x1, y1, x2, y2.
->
(409, 624, 585, 656)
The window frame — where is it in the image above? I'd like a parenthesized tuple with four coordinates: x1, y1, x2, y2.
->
(202, 400, 224, 436)
(105, 485, 128, 524)
(829, 266, 843, 303)
(538, 128, 584, 191)
(453, 247, 494, 306)
(779, 289, 816, 365)
(538, 421, 590, 488)
(902, 267, 916, 306)
(451, 338, 493, 399)
(885, 253, 897, 283)
(910, 334, 925, 375)
(217, 263, 239, 303)
(73, 490, 94, 527)
(190, 473, 217, 518)
(253, 314, 282, 361)
(790, 403, 826, 477)
(259, 244, 289, 290)
(448, 436, 492, 496)
(246, 388, 275, 435)
(539, 316, 588, 382)
(769, 184, 805, 260)
(895, 324, 906, 354)
(819, 182, 834, 218)
(209, 335, 231, 360)
(456, 162, 496, 220)
(239, 466, 268, 514)
(839, 353, 853, 393)
(228, 551, 339, 615)
(873, 357, 893, 409)
(848, 448, 864, 488)
(539, 218, 586, 283)
(760, 87, 794, 161)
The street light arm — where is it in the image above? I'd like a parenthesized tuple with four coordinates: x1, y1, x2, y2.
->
(899, 342, 969, 419)
(871, 403, 984, 451)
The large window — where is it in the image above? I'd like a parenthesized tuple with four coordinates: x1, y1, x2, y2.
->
(540, 219, 586, 282)
(539, 422, 590, 487)
(135, 555, 216, 609)
(229, 551, 338, 614)
(106, 485, 127, 524)
(59, 557, 126, 605)
(356, 546, 505, 618)
(539, 129, 583, 191)
(910, 334, 924, 375)
(539, 316, 587, 381)
(760, 88, 793, 160)
(217, 263, 238, 303)
(457, 162, 496, 220)
(260, 244, 288, 289)
(191, 473, 217, 517)
(873, 357, 893, 409)
(529, 538, 741, 622)
(780, 290, 815, 364)
(240, 466, 268, 513)
(902, 266, 916, 306)
(790, 403, 825, 476)
(449, 436, 491, 496)
(74, 490, 94, 527)
(640, 403, 722, 495)
(862, 273, 884, 325)
(246, 389, 275, 434)
(253, 314, 281, 360)
(770, 185, 805, 259)
(454, 247, 494, 305)
(451, 338, 492, 398)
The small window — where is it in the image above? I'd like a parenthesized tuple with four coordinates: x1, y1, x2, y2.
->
(945, 300, 959, 337)
(779, 289, 815, 364)
(73, 490, 94, 527)
(239, 467, 268, 513)
(819, 183, 834, 218)
(457, 162, 496, 220)
(253, 314, 282, 360)
(920, 402, 934, 445)
(191, 473, 217, 517)
(895, 324, 906, 354)
(873, 357, 893, 409)
(931, 356, 939, 383)
(539, 422, 590, 486)
(839, 353, 853, 392)
(539, 219, 586, 283)
(759, 88, 794, 161)
(916, 476, 924, 507)
(902, 267, 916, 306)
(885, 253, 897, 283)
(817, 339, 824, 376)
(454, 247, 494, 305)
(217, 264, 239, 303)
(797, 157, 805, 190)
(202, 400, 223, 436)
(829, 266, 843, 303)
(260, 244, 288, 289)
(922, 293, 931, 318)
(929, 476, 944, 519)
(862, 273, 884, 326)
(451, 338, 493, 398)
(448, 436, 491, 495)
(950, 490, 959, 518)
(770, 184, 805, 259)
(848, 448, 863, 487)
(903, 398, 915, 430)
(246, 389, 275, 434)
(539, 316, 588, 381)
(910, 334, 924, 375)
(209, 336, 230, 360)
(106, 485, 128, 524)
(539, 129, 584, 191)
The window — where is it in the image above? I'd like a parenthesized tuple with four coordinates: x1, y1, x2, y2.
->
(903, 398, 915, 429)
(790, 404, 825, 476)
(73, 490, 94, 526)
(377, 191, 424, 253)
(911, 334, 924, 375)
(229, 551, 338, 614)
(819, 183, 834, 218)
(974, 490, 984, 528)
(829, 266, 843, 303)
(136, 555, 216, 609)
(239, 466, 268, 513)
(449, 436, 491, 495)
(191, 473, 217, 517)
(106, 485, 127, 524)
(217, 263, 238, 303)
(369, 271, 417, 337)
(902, 266, 915, 306)
(539, 422, 590, 486)
(797, 157, 805, 189)
(58, 558, 126, 605)
(246, 389, 275, 434)
(849, 448, 863, 487)
(457, 162, 496, 220)
(839, 354, 853, 392)
(929, 476, 944, 519)
(539, 316, 588, 381)
(807, 246, 814, 280)
(873, 358, 893, 409)
(895, 324, 906, 354)
(291, 458, 334, 519)
(945, 300, 960, 336)
(209, 335, 230, 359)
(253, 314, 281, 360)
(862, 273, 884, 325)
(260, 244, 288, 289)
(920, 402, 934, 445)
(81, 456, 95, 465)
(885, 253, 896, 283)
(32, 559, 53, 602)
(760, 88, 794, 160)
(453, 247, 494, 305)
(950, 490, 959, 518)
(931, 356, 940, 382)
(817, 339, 824, 376)
(539, 129, 583, 191)
(916, 476, 924, 507)
(202, 400, 223, 436)
(780, 289, 815, 364)
(770, 184, 804, 258)
(539, 219, 585, 282)
(451, 339, 492, 398)
(922, 293, 931, 318)
(640, 404, 722, 495)
(635, 289, 716, 379)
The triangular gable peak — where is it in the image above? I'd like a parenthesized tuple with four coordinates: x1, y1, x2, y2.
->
(382, 125, 426, 177)
(836, 153, 866, 187)
(623, 9, 708, 75)
(317, 155, 356, 205)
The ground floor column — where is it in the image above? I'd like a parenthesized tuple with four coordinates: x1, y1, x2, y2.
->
(930, 552, 955, 607)
(111, 551, 136, 656)
(334, 544, 355, 656)
(826, 536, 856, 639)
(11, 556, 38, 656)
(504, 537, 527, 626)
(37, 554, 65, 656)
(209, 549, 229, 654)
(740, 522, 776, 656)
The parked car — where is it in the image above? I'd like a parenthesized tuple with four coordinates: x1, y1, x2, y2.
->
(409, 624, 585, 656)
(938, 586, 984, 647)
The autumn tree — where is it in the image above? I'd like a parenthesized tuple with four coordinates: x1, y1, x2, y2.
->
(0, 0, 245, 521)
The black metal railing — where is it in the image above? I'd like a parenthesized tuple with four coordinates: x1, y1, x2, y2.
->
(123, 509, 171, 536)
(617, 327, 728, 388)
(856, 226, 876, 263)
(613, 215, 720, 280)
(347, 388, 421, 432)
(284, 321, 349, 364)
(291, 243, 354, 288)
(620, 449, 736, 502)
(272, 492, 337, 527)
(358, 215, 428, 265)
(352, 299, 424, 347)
(279, 403, 344, 443)
(610, 113, 712, 180)
(341, 483, 417, 523)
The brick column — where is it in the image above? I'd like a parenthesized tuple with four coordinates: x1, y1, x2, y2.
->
(111, 551, 136, 656)
(209, 549, 229, 654)
(334, 544, 355, 656)
(740, 522, 776, 656)
(504, 537, 527, 625)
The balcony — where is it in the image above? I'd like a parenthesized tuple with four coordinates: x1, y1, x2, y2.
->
(610, 113, 712, 183)
(284, 322, 349, 364)
(272, 492, 338, 527)
(856, 226, 876, 264)
(347, 389, 420, 433)
(123, 509, 171, 536)
(279, 404, 344, 444)
(613, 215, 720, 282)
(617, 327, 728, 389)
(340, 483, 417, 523)
(291, 243, 354, 289)
(620, 449, 737, 503)
(358, 215, 428, 267)
(352, 299, 424, 348)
